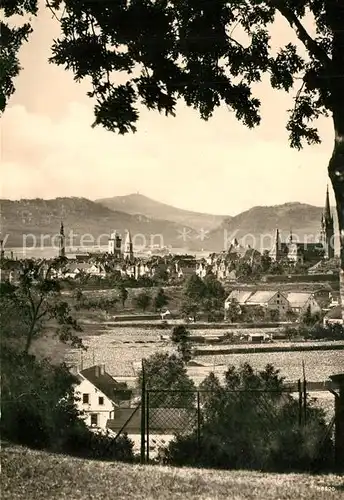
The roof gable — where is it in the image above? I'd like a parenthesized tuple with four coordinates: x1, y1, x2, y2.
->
(80, 365, 129, 404)
(226, 290, 253, 304)
(246, 290, 281, 304)
(286, 292, 314, 308)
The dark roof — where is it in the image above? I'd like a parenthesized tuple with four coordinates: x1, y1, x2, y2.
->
(325, 305, 342, 320)
(80, 365, 129, 403)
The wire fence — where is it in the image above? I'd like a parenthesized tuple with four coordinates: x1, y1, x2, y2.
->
(107, 381, 336, 465)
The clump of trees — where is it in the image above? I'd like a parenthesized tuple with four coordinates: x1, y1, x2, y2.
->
(153, 288, 169, 312)
(0, 260, 83, 354)
(164, 363, 333, 472)
(133, 291, 152, 312)
(1, 347, 134, 461)
(74, 296, 118, 314)
(301, 304, 322, 327)
(181, 274, 225, 322)
(286, 322, 344, 341)
(171, 325, 192, 363)
(138, 353, 196, 408)
(0, 261, 134, 462)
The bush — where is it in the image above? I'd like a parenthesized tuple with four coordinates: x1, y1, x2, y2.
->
(0, 347, 134, 462)
(62, 427, 134, 461)
(163, 363, 333, 471)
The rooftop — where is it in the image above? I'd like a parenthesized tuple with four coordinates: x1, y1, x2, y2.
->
(246, 290, 280, 304)
(80, 365, 130, 403)
(286, 292, 314, 308)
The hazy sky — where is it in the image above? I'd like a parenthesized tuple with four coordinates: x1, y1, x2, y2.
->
(1, 6, 335, 216)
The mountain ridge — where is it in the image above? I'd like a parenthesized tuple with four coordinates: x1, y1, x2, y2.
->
(0, 196, 337, 253)
(96, 193, 229, 231)
(0, 197, 197, 249)
(194, 202, 338, 252)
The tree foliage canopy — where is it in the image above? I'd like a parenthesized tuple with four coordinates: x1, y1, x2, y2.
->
(2, 0, 343, 150)
(138, 352, 196, 407)
(166, 362, 332, 470)
(0, 259, 83, 353)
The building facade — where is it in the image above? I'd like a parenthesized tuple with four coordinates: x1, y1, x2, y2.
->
(108, 231, 122, 257)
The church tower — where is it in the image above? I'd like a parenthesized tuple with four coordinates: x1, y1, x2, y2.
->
(322, 186, 335, 259)
(108, 231, 122, 258)
(124, 230, 134, 263)
(58, 222, 66, 258)
(319, 214, 326, 248)
(0, 239, 5, 260)
(269, 228, 283, 261)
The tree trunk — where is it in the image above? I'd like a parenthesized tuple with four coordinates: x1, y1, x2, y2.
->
(24, 322, 35, 354)
(328, 1, 344, 323)
(328, 126, 344, 322)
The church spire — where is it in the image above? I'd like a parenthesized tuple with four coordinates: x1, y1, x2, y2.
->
(324, 184, 332, 222)
(59, 221, 66, 258)
(322, 185, 335, 259)
(124, 230, 134, 262)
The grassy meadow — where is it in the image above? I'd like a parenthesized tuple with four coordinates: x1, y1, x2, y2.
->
(2, 445, 343, 500)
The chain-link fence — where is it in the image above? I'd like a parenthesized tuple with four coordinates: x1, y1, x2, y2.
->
(143, 388, 294, 462)
(100, 381, 337, 468)
(141, 385, 337, 468)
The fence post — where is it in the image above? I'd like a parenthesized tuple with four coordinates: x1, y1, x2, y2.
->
(329, 373, 344, 468)
(197, 391, 201, 454)
(297, 379, 302, 426)
(140, 361, 146, 464)
(303, 377, 307, 426)
(146, 391, 150, 463)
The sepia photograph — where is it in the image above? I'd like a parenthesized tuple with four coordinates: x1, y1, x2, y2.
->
(1, 1, 344, 498)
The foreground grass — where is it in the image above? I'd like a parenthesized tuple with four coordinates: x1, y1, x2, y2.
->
(2, 445, 343, 500)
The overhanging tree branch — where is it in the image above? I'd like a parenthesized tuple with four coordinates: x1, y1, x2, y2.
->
(270, 1, 332, 68)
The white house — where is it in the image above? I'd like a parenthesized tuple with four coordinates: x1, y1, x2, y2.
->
(286, 292, 321, 316)
(245, 290, 289, 315)
(62, 262, 106, 279)
(74, 364, 131, 429)
(225, 290, 253, 308)
(225, 289, 289, 316)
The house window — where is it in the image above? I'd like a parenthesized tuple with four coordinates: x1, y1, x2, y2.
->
(90, 414, 98, 426)
(276, 300, 280, 304)
(98, 396, 104, 405)
(82, 393, 89, 404)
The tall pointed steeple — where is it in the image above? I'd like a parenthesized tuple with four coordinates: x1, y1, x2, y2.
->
(59, 221, 66, 258)
(324, 185, 333, 223)
(270, 227, 282, 262)
(322, 185, 335, 259)
(319, 213, 326, 247)
(0, 238, 4, 260)
(124, 230, 134, 262)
